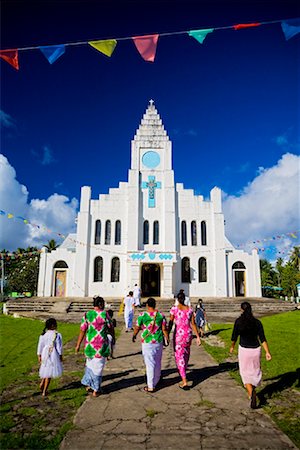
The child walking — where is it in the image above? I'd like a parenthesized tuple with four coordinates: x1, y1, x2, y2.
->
(37, 318, 63, 396)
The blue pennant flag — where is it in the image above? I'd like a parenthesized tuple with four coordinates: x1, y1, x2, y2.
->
(39, 45, 66, 64)
(281, 18, 300, 40)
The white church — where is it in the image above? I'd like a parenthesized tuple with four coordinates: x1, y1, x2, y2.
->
(38, 101, 261, 299)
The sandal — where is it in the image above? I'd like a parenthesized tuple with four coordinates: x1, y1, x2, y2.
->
(179, 384, 189, 391)
(143, 386, 155, 393)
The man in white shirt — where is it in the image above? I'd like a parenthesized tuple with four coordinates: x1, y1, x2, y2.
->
(133, 284, 141, 307)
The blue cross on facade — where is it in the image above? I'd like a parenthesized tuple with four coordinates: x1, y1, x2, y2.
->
(141, 176, 161, 208)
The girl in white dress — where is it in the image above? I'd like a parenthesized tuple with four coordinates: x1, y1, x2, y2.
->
(37, 318, 63, 396)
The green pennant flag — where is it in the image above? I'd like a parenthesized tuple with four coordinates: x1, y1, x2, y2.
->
(188, 28, 214, 44)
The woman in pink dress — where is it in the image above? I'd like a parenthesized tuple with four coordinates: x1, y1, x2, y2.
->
(169, 292, 201, 389)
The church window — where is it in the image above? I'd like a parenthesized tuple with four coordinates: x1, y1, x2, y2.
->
(191, 221, 197, 246)
(201, 221, 207, 246)
(181, 221, 187, 246)
(143, 220, 149, 244)
(115, 220, 121, 245)
(95, 220, 101, 245)
(53, 260, 68, 269)
(105, 220, 111, 245)
(94, 256, 103, 282)
(153, 221, 159, 245)
(111, 257, 120, 282)
(232, 261, 246, 269)
(182, 257, 191, 283)
(199, 257, 207, 282)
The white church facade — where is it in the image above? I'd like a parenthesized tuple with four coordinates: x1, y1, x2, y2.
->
(38, 101, 261, 299)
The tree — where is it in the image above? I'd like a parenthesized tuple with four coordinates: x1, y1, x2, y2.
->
(44, 239, 58, 252)
(281, 262, 300, 297)
(289, 246, 300, 271)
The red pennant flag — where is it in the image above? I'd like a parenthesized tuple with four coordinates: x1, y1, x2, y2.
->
(0, 49, 19, 70)
(233, 23, 261, 30)
(132, 34, 159, 62)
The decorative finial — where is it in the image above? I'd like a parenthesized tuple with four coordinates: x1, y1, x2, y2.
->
(149, 99, 154, 107)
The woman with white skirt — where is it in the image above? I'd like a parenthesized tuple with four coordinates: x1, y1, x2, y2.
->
(230, 302, 272, 409)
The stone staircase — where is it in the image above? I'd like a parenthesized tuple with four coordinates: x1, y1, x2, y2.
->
(3, 296, 296, 323)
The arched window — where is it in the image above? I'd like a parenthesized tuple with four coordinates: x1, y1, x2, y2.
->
(199, 257, 207, 282)
(105, 220, 111, 245)
(143, 220, 149, 244)
(94, 220, 101, 245)
(94, 256, 103, 282)
(201, 221, 207, 246)
(232, 261, 246, 269)
(191, 220, 197, 246)
(53, 260, 68, 268)
(153, 221, 159, 245)
(181, 257, 190, 283)
(181, 221, 187, 246)
(111, 257, 120, 282)
(115, 220, 121, 245)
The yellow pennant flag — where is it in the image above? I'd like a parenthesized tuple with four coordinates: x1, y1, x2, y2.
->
(7, 213, 14, 219)
(88, 39, 117, 57)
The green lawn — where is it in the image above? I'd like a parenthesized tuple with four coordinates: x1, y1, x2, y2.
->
(0, 315, 79, 393)
(203, 311, 300, 447)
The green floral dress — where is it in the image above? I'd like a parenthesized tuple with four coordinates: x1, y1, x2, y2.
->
(137, 311, 166, 344)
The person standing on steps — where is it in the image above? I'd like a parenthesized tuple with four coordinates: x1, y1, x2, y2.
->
(133, 283, 142, 307)
(169, 292, 201, 390)
(132, 297, 169, 392)
(123, 291, 135, 332)
(229, 301, 272, 409)
(75, 296, 111, 397)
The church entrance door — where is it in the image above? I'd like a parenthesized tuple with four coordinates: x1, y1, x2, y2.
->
(141, 264, 160, 297)
(234, 271, 245, 297)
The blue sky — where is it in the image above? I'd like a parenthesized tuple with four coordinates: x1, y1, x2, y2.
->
(1, 0, 299, 257)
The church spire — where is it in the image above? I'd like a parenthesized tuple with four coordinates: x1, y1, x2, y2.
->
(133, 100, 169, 146)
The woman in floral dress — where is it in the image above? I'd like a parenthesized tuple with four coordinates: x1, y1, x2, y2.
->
(169, 293, 201, 389)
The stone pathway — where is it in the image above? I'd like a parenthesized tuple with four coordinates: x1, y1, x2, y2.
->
(61, 329, 296, 450)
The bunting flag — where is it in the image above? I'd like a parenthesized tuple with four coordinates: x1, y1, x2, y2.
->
(88, 39, 117, 57)
(39, 45, 66, 64)
(188, 28, 214, 44)
(7, 213, 14, 219)
(0, 49, 19, 70)
(233, 22, 261, 30)
(132, 34, 159, 62)
(281, 18, 300, 40)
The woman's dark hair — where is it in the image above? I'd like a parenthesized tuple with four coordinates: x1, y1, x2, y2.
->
(93, 296, 105, 309)
(107, 309, 114, 318)
(177, 293, 185, 305)
(147, 297, 156, 308)
(129, 291, 133, 296)
(240, 301, 256, 330)
(41, 318, 57, 335)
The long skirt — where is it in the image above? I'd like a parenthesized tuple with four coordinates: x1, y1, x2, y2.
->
(238, 345, 262, 387)
(142, 342, 163, 389)
(81, 356, 106, 392)
(173, 335, 192, 379)
(124, 309, 134, 329)
(39, 346, 63, 379)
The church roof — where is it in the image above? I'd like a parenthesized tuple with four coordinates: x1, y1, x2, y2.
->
(134, 100, 169, 145)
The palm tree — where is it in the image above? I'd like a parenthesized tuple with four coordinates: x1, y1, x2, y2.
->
(289, 246, 300, 271)
(43, 239, 58, 252)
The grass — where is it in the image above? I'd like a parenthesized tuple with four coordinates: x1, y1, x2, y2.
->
(203, 311, 300, 447)
(146, 409, 158, 418)
(0, 314, 121, 449)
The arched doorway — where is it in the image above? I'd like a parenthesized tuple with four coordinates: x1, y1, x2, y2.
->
(53, 260, 68, 297)
(141, 264, 160, 297)
(232, 261, 246, 297)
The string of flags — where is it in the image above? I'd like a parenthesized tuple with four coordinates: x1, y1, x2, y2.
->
(1, 18, 299, 70)
(0, 208, 298, 259)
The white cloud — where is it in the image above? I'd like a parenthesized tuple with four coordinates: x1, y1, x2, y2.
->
(31, 145, 56, 165)
(223, 153, 300, 251)
(0, 110, 15, 128)
(0, 154, 78, 250)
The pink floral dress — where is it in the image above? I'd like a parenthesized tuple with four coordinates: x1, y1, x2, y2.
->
(170, 305, 194, 378)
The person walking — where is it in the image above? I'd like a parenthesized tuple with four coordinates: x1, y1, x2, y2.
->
(132, 297, 169, 392)
(123, 291, 135, 332)
(133, 283, 142, 307)
(194, 298, 207, 337)
(75, 296, 111, 397)
(229, 301, 272, 409)
(169, 292, 201, 390)
(37, 318, 63, 397)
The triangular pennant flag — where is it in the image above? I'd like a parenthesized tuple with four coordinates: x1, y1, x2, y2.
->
(0, 49, 19, 70)
(188, 28, 214, 44)
(281, 18, 300, 40)
(39, 45, 66, 64)
(233, 22, 261, 30)
(132, 34, 159, 62)
(88, 40, 117, 57)
(7, 213, 14, 219)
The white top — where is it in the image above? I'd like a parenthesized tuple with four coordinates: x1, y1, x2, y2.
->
(133, 286, 141, 298)
(124, 296, 135, 312)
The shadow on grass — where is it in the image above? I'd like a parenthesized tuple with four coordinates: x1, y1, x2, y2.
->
(258, 368, 300, 406)
(205, 328, 231, 337)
